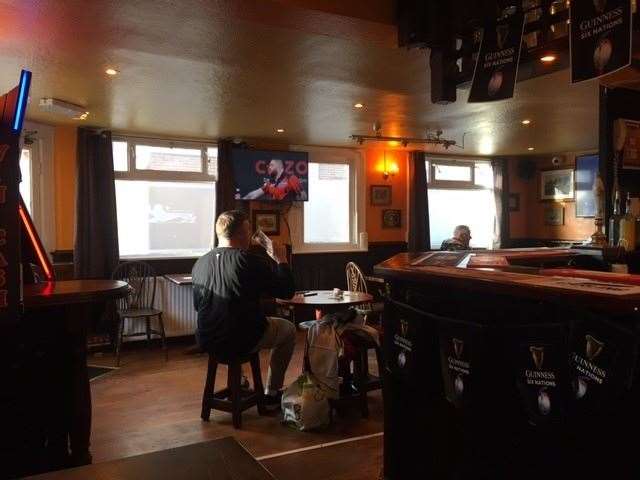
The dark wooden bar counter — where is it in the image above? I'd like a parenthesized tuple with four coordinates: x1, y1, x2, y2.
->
(375, 250, 640, 480)
(2, 280, 129, 479)
(375, 251, 640, 314)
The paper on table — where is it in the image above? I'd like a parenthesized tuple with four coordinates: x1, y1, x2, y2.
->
(252, 228, 274, 256)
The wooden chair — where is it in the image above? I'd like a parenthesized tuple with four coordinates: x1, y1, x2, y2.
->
(345, 262, 384, 326)
(201, 353, 267, 429)
(111, 261, 167, 366)
(342, 262, 384, 417)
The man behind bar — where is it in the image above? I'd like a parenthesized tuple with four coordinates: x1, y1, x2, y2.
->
(440, 225, 472, 251)
(192, 210, 296, 405)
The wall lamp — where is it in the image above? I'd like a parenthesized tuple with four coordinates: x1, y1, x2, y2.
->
(382, 150, 400, 180)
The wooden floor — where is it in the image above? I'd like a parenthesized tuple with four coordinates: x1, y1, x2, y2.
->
(89, 331, 383, 479)
(261, 435, 383, 480)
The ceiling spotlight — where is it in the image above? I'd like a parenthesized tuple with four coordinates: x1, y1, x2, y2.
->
(528, 147, 535, 151)
(276, 128, 285, 133)
(105, 68, 119, 76)
(354, 103, 364, 109)
(540, 55, 556, 63)
(521, 119, 531, 125)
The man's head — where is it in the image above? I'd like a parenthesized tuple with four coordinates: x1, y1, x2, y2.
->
(267, 159, 284, 178)
(215, 210, 251, 249)
(453, 225, 471, 248)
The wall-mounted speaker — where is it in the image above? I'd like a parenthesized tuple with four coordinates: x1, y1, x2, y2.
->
(516, 158, 536, 180)
(429, 48, 458, 104)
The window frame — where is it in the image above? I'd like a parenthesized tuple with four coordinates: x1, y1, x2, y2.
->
(113, 135, 218, 260)
(20, 121, 56, 255)
(427, 156, 493, 191)
(289, 146, 366, 254)
(113, 135, 217, 182)
(426, 155, 496, 250)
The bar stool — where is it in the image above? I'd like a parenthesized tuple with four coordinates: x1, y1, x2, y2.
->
(201, 352, 267, 429)
(336, 332, 384, 418)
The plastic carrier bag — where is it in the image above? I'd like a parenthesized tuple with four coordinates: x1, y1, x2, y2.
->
(282, 319, 342, 431)
(281, 372, 331, 431)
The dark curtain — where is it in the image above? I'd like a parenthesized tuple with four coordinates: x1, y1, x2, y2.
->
(408, 151, 431, 251)
(74, 128, 119, 279)
(492, 158, 508, 249)
(214, 139, 247, 246)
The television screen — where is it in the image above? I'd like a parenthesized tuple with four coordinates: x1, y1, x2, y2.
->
(233, 149, 308, 201)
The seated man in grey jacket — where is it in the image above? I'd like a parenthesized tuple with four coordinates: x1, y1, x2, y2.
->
(192, 210, 296, 405)
(440, 225, 472, 251)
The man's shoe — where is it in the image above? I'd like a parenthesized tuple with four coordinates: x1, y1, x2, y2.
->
(262, 391, 283, 410)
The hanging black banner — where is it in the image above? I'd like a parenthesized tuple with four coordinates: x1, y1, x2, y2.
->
(438, 317, 487, 410)
(468, 12, 525, 103)
(570, 0, 632, 83)
(506, 323, 571, 426)
(568, 316, 638, 415)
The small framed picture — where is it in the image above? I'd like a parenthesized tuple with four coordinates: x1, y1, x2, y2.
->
(382, 209, 401, 229)
(540, 169, 574, 201)
(252, 210, 280, 235)
(508, 193, 520, 212)
(370, 185, 392, 206)
(543, 204, 564, 226)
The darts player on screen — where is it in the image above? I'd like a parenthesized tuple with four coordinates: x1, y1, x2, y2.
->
(243, 158, 307, 201)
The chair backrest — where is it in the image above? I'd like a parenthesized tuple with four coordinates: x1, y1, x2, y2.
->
(345, 262, 368, 294)
(111, 261, 157, 311)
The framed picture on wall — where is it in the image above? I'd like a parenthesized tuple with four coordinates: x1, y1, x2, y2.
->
(382, 209, 401, 229)
(575, 154, 599, 218)
(540, 169, 574, 201)
(252, 210, 280, 236)
(370, 185, 392, 206)
(543, 204, 564, 226)
(618, 119, 640, 170)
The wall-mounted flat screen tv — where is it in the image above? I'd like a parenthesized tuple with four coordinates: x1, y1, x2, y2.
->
(233, 149, 308, 201)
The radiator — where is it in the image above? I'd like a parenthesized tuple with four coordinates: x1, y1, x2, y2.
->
(122, 276, 197, 339)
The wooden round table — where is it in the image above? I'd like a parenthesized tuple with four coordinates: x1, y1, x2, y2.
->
(277, 290, 374, 320)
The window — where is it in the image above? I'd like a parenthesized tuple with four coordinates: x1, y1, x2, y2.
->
(19, 148, 32, 214)
(304, 163, 351, 243)
(17, 123, 57, 254)
(114, 137, 217, 259)
(427, 158, 496, 250)
(434, 163, 472, 182)
(292, 147, 365, 253)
